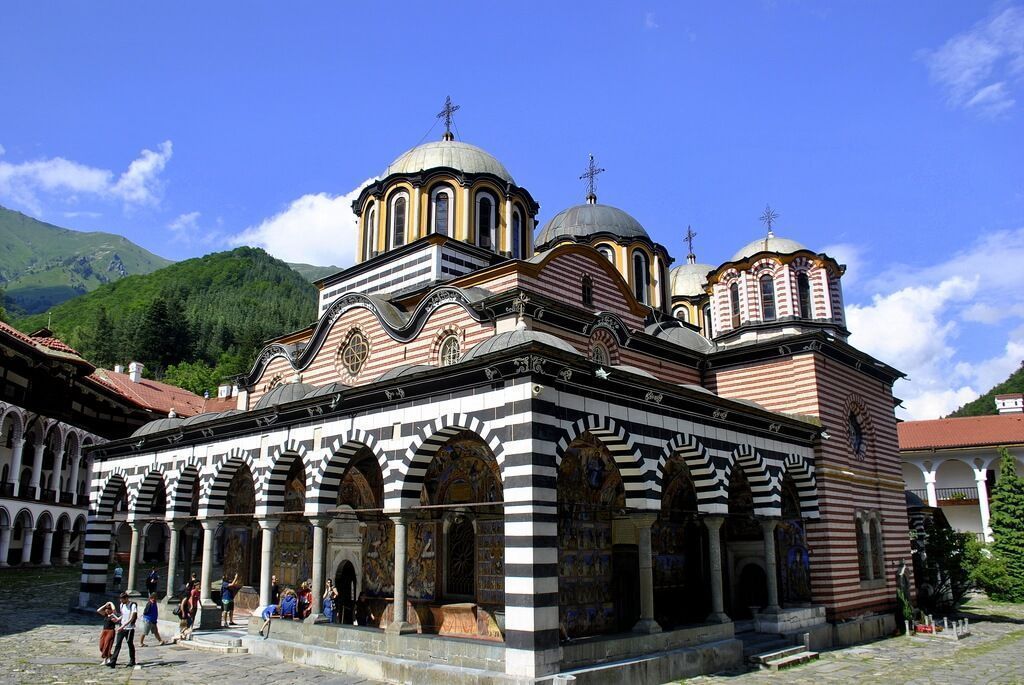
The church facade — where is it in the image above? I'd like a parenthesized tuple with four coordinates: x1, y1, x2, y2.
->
(80, 122, 910, 682)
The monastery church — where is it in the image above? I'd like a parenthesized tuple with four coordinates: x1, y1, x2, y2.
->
(80, 106, 911, 683)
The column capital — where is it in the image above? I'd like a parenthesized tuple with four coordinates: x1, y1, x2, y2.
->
(308, 516, 331, 529)
(167, 518, 189, 531)
(702, 514, 725, 531)
(759, 517, 781, 532)
(389, 513, 413, 526)
(630, 511, 659, 527)
(923, 470, 937, 484)
(258, 517, 281, 532)
(200, 519, 219, 533)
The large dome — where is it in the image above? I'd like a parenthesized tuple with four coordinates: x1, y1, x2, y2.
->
(731, 234, 808, 262)
(670, 262, 714, 297)
(536, 203, 650, 247)
(383, 140, 514, 184)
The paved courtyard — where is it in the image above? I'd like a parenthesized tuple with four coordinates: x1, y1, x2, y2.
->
(1, 567, 1023, 684)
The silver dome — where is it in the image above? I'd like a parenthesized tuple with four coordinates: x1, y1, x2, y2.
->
(253, 382, 316, 410)
(131, 417, 184, 437)
(669, 262, 714, 297)
(731, 235, 807, 262)
(383, 140, 514, 184)
(536, 203, 650, 247)
(461, 329, 579, 362)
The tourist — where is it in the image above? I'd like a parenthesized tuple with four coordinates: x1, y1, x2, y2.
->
(323, 579, 338, 623)
(270, 574, 280, 605)
(146, 567, 159, 595)
(280, 589, 298, 619)
(258, 602, 279, 637)
(96, 600, 119, 665)
(112, 563, 123, 591)
(175, 594, 191, 641)
(106, 592, 138, 668)
(299, 581, 314, 619)
(184, 571, 198, 596)
(138, 593, 169, 647)
(221, 572, 241, 627)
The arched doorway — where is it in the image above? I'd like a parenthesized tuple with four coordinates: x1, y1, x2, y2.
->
(333, 447, 385, 626)
(11, 510, 33, 565)
(654, 457, 710, 628)
(273, 457, 312, 589)
(723, 466, 766, 619)
(335, 559, 358, 624)
(557, 433, 630, 639)
(215, 463, 258, 587)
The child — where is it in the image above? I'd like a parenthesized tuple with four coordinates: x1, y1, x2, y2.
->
(258, 602, 279, 637)
(138, 593, 169, 647)
(280, 589, 298, 619)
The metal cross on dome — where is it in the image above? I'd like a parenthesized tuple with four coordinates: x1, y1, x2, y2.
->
(684, 226, 698, 255)
(437, 96, 460, 139)
(759, 204, 779, 235)
(580, 153, 606, 203)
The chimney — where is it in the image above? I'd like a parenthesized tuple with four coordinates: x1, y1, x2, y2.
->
(995, 393, 1024, 414)
(128, 361, 144, 383)
(114, 363, 125, 374)
(217, 383, 233, 399)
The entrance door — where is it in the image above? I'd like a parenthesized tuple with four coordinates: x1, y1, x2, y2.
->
(612, 544, 640, 632)
(446, 518, 475, 598)
(335, 561, 357, 624)
(736, 563, 768, 618)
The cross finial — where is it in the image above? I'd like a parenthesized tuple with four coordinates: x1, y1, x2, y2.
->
(684, 226, 698, 264)
(579, 153, 606, 204)
(759, 204, 779, 237)
(437, 96, 460, 141)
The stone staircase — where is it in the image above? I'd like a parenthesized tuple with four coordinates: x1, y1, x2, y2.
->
(177, 616, 250, 654)
(738, 627, 818, 672)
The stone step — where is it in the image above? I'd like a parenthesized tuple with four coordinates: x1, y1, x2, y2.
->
(761, 650, 819, 671)
(176, 634, 248, 654)
(749, 644, 807, 664)
(741, 637, 791, 659)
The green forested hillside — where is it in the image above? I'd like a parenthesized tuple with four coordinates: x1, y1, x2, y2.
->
(949, 362, 1024, 417)
(0, 205, 172, 314)
(288, 262, 340, 282)
(16, 247, 317, 387)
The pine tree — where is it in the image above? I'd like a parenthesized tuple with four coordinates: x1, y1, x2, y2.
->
(990, 448, 1024, 601)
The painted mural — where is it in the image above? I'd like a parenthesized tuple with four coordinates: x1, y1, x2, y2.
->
(777, 519, 811, 604)
(362, 519, 395, 598)
(476, 518, 504, 606)
(653, 458, 710, 626)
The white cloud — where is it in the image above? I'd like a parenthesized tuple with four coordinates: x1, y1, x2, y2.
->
(0, 140, 173, 215)
(644, 12, 660, 30)
(820, 242, 865, 288)
(848, 227, 1024, 418)
(229, 179, 373, 267)
(63, 210, 102, 219)
(169, 211, 202, 243)
(922, 4, 1024, 117)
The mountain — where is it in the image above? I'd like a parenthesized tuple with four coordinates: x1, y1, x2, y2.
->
(0, 205, 172, 315)
(948, 362, 1024, 417)
(16, 247, 317, 375)
(287, 262, 341, 282)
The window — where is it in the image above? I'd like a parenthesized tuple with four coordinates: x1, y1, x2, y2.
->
(729, 282, 740, 328)
(869, 516, 885, 579)
(632, 250, 650, 304)
(591, 343, 610, 366)
(797, 272, 812, 319)
(581, 275, 593, 306)
(856, 516, 871, 580)
(856, 511, 885, 582)
(848, 412, 866, 460)
(511, 209, 524, 258)
(363, 203, 377, 260)
(430, 186, 453, 236)
(340, 331, 369, 376)
(760, 273, 776, 321)
(389, 194, 408, 249)
(597, 245, 614, 263)
(439, 335, 461, 367)
(674, 306, 689, 323)
(476, 191, 497, 250)
(703, 304, 713, 337)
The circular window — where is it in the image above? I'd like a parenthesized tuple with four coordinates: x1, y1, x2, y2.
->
(439, 335, 461, 367)
(848, 411, 867, 460)
(339, 331, 369, 376)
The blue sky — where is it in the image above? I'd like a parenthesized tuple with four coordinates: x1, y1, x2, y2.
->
(2, 2, 1023, 419)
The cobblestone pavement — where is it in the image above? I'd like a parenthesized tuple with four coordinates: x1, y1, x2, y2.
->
(0, 567, 375, 685)
(685, 599, 1024, 684)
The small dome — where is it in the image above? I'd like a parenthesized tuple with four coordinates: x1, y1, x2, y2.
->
(383, 140, 514, 184)
(610, 364, 656, 379)
(536, 203, 649, 247)
(647, 322, 716, 354)
(731, 234, 807, 262)
(669, 262, 714, 297)
(253, 382, 316, 410)
(132, 417, 184, 437)
(304, 382, 350, 398)
(375, 364, 436, 382)
(462, 329, 579, 362)
(179, 410, 241, 427)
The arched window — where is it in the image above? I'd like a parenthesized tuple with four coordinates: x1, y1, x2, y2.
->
(702, 304, 713, 337)
(797, 272, 812, 319)
(848, 411, 867, 460)
(673, 306, 689, 323)
(760, 273, 776, 321)
(591, 343, 610, 366)
(511, 209, 524, 258)
(476, 191, 497, 250)
(597, 244, 614, 264)
(430, 186, 453, 236)
(869, 516, 885, 579)
(581, 274, 593, 306)
(389, 194, 408, 249)
(439, 335, 461, 367)
(632, 250, 650, 304)
(363, 203, 377, 261)
(729, 282, 740, 328)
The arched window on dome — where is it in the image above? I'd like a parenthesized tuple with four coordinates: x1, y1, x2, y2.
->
(581, 274, 593, 307)
(511, 209, 524, 258)
(475, 191, 497, 251)
(797, 272, 812, 319)
(632, 250, 650, 304)
(363, 203, 377, 261)
(430, 185, 453, 237)
(673, 306, 689, 323)
(597, 244, 615, 264)
(760, 273, 776, 322)
(389, 193, 408, 249)
(702, 304, 713, 337)
(729, 281, 740, 328)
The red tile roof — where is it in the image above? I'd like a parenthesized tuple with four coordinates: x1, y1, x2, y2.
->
(201, 395, 236, 413)
(89, 368, 206, 417)
(898, 414, 1024, 451)
(0, 321, 91, 366)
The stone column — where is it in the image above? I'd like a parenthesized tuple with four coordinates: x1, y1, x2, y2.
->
(924, 470, 938, 508)
(8, 438, 24, 496)
(59, 530, 71, 566)
(199, 520, 217, 603)
(40, 527, 54, 567)
(504, 196, 513, 253)
(69, 454, 82, 505)
(29, 442, 45, 499)
(411, 185, 421, 239)
(760, 518, 781, 613)
(386, 515, 415, 634)
(257, 518, 279, 611)
(165, 521, 183, 598)
(975, 467, 993, 543)
(126, 523, 143, 594)
(704, 515, 730, 623)
(0, 525, 10, 567)
(52, 448, 65, 499)
(461, 186, 471, 242)
(306, 517, 327, 622)
(20, 526, 35, 565)
(632, 513, 661, 633)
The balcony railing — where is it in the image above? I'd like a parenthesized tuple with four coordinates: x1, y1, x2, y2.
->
(936, 486, 978, 503)
(908, 488, 928, 500)
(40, 489, 57, 503)
(0, 482, 13, 497)
(59, 492, 75, 505)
